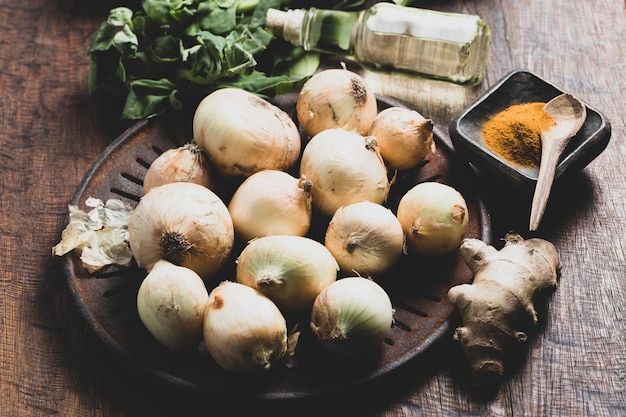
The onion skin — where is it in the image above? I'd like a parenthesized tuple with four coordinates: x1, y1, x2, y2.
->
(324, 201, 405, 277)
(128, 182, 234, 279)
(368, 107, 435, 171)
(299, 128, 390, 218)
(396, 182, 469, 257)
(296, 68, 378, 137)
(192, 88, 301, 178)
(136, 259, 209, 350)
(236, 235, 339, 314)
(228, 170, 313, 242)
(203, 281, 288, 373)
(143, 142, 215, 193)
(310, 277, 394, 356)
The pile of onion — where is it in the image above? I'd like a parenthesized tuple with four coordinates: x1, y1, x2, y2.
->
(118, 67, 476, 372)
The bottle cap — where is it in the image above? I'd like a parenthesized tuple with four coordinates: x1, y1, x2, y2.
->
(265, 8, 306, 46)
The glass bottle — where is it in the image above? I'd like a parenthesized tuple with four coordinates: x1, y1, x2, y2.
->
(265, 3, 491, 85)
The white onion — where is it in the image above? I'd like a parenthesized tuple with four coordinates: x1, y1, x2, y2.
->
(236, 235, 339, 314)
(192, 88, 301, 177)
(128, 182, 234, 279)
(228, 170, 313, 242)
(368, 107, 436, 171)
(396, 181, 469, 257)
(324, 201, 405, 277)
(310, 277, 394, 356)
(296, 68, 378, 137)
(299, 128, 390, 218)
(143, 142, 215, 193)
(203, 281, 287, 372)
(136, 259, 209, 350)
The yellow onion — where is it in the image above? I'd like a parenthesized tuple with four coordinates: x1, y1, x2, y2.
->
(324, 201, 405, 277)
(228, 170, 313, 242)
(299, 128, 390, 218)
(368, 107, 436, 171)
(203, 281, 288, 372)
(310, 277, 394, 356)
(143, 142, 215, 193)
(236, 235, 339, 314)
(296, 68, 378, 137)
(128, 182, 234, 279)
(396, 181, 469, 257)
(136, 259, 209, 350)
(193, 88, 301, 177)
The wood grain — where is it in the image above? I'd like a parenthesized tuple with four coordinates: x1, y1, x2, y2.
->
(0, 0, 625, 416)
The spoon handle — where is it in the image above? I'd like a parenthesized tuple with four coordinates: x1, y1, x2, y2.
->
(529, 138, 566, 231)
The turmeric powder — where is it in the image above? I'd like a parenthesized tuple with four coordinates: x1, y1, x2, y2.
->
(481, 102, 555, 167)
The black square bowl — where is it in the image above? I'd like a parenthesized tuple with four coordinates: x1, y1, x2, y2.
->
(449, 69, 611, 192)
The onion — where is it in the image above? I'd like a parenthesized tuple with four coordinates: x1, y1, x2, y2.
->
(368, 107, 436, 171)
(192, 88, 301, 177)
(228, 170, 313, 242)
(324, 201, 405, 277)
(296, 68, 378, 137)
(203, 281, 288, 372)
(310, 277, 394, 356)
(136, 259, 209, 350)
(236, 235, 338, 314)
(128, 182, 234, 279)
(299, 128, 390, 218)
(396, 181, 469, 257)
(143, 142, 215, 193)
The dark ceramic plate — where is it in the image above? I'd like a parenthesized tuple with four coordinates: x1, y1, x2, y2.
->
(63, 94, 491, 401)
(449, 69, 611, 192)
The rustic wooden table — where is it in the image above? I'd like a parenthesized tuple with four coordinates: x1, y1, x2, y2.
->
(1, 0, 625, 416)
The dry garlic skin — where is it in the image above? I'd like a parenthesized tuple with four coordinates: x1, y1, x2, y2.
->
(324, 201, 405, 276)
(296, 68, 378, 137)
(396, 182, 469, 257)
(192, 88, 301, 178)
(203, 281, 288, 372)
(128, 182, 234, 279)
(368, 107, 435, 170)
(136, 259, 209, 350)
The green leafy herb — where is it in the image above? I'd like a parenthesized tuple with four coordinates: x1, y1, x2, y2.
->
(86, 0, 414, 120)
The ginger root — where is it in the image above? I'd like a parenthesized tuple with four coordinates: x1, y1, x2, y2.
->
(448, 232, 561, 389)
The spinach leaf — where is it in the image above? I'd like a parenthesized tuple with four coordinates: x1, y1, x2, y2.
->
(87, 0, 412, 120)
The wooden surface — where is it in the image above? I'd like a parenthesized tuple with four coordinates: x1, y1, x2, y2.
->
(1, 0, 625, 416)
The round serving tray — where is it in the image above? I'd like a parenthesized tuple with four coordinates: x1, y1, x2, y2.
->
(63, 94, 491, 400)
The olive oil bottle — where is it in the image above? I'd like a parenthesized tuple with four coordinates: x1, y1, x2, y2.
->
(266, 3, 490, 85)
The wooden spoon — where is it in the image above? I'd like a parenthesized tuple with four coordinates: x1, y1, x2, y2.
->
(529, 93, 586, 231)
